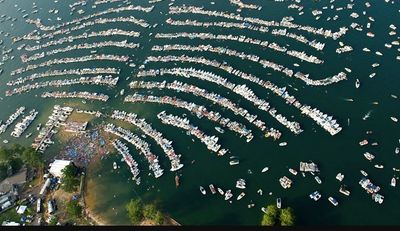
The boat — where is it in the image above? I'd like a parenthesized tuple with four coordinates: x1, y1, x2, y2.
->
(369, 73, 376, 78)
(209, 184, 216, 194)
(36, 123, 41, 131)
(391, 177, 396, 187)
(391, 117, 398, 122)
(355, 79, 360, 88)
(214, 127, 225, 134)
(364, 152, 375, 161)
(336, 173, 344, 182)
(229, 159, 240, 166)
(328, 197, 339, 206)
(309, 191, 321, 201)
(261, 166, 269, 173)
(236, 179, 246, 189)
(360, 170, 368, 176)
(315, 176, 322, 184)
(362, 111, 372, 120)
(120, 89, 125, 96)
(257, 189, 263, 195)
(276, 198, 282, 209)
(371, 142, 378, 146)
(279, 142, 287, 147)
(359, 140, 368, 146)
(374, 164, 384, 169)
(217, 187, 224, 195)
(372, 193, 384, 204)
(236, 192, 245, 200)
(395, 147, 399, 154)
(372, 63, 380, 68)
(261, 207, 267, 214)
(344, 98, 354, 102)
(339, 185, 351, 196)
(393, 168, 400, 172)
(247, 203, 255, 208)
(25, 133, 32, 138)
(175, 175, 180, 187)
(200, 186, 206, 195)
(224, 190, 233, 200)
(289, 168, 298, 175)
(113, 162, 117, 170)
(344, 67, 352, 73)
(3, 140, 8, 144)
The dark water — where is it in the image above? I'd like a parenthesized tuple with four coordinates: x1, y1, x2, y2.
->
(0, 0, 399, 225)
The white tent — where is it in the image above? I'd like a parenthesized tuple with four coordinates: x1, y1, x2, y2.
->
(49, 160, 72, 178)
(16, 205, 27, 214)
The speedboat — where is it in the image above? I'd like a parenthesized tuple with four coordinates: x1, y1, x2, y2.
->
(328, 197, 339, 206)
(229, 159, 239, 166)
(309, 191, 321, 201)
(339, 185, 351, 196)
(279, 142, 287, 147)
(214, 127, 225, 134)
(261, 207, 267, 214)
(261, 166, 269, 173)
(200, 186, 206, 195)
(360, 170, 368, 176)
(374, 164, 384, 169)
(224, 190, 233, 200)
(276, 198, 282, 209)
(364, 152, 375, 161)
(391, 117, 398, 122)
(390, 177, 396, 187)
(247, 203, 255, 208)
(289, 168, 298, 175)
(113, 162, 117, 170)
(217, 187, 224, 195)
(315, 176, 322, 184)
(236, 192, 245, 200)
(395, 147, 399, 154)
(355, 79, 360, 88)
(209, 184, 216, 194)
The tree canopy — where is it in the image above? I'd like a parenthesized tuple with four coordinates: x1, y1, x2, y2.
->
(126, 199, 144, 224)
(66, 200, 82, 219)
(126, 199, 165, 225)
(21, 148, 44, 168)
(261, 204, 295, 226)
(61, 164, 80, 193)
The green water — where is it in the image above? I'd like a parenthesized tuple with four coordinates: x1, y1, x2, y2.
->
(0, 0, 399, 225)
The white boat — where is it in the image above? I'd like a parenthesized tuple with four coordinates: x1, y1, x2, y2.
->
(344, 67, 352, 73)
(279, 142, 287, 147)
(3, 140, 8, 144)
(355, 79, 360, 88)
(224, 190, 233, 200)
(336, 173, 344, 182)
(261, 207, 267, 214)
(289, 168, 298, 175)
(362, 111, 372, 120)
(236, 179, 246, 189)
(360, 170, 368, 176)
(214, 127, 225, 134)
(261, 167, 269, 173)
(120, 89, 125, 96)
(236, 192, 245, 200)
(315, 176, 322, 184)
(276, 198, 281, 209)
(391, 117, 398, 122)
(364, 152, 375, 161)
(200, 186, 206, 195)
(113, 162, 117, 170)
(369, 73, 376, 78)
(247, 203, 255, 208)
(309, 191, 321, 201)
(25, 133, 32, 138)
(328, 197, 339, 206)
(390, 177, 396, 187)
(395, 147, 399, 154)
(374, 164, 384, 169)
(229, 159, 239, 166)
(217, 187, 224, 195)
(339, 185, 351, 196)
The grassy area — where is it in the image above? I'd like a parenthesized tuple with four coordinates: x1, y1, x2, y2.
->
(0, 207, 21, 224)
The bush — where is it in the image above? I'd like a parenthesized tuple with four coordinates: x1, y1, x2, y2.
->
(261, 205, 295, 226)
(66, 200, 82, 219)
(280, 207, 295, 226)
(126, 199, 143, 224)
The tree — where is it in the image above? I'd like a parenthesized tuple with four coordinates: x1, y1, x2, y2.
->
(0, 163, 8, 181)
(66, 200, 82, 219)
(280, 207, 295, 226)
(21, 148, 44, 168)
(143, 203, 164, 225)
(61, 164, 80, 193)
(261, 205, 279, 226)
(48, 216, 58, 226)
(0, 147, 9, 161)
(126, 199, 143, 224)
(153, 211, 164, 225)
(8, 157, 23, 174)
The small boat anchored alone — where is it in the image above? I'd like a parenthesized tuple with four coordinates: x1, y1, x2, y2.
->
(200, 186, 206, 195)
(261, 166, 269, 173)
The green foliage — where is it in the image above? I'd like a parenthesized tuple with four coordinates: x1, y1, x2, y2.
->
(280, 207, 295, 226)
(261, 205, 279, 226)
(0, 147, 8, 161)
(261, 205, 295, 226)
(21, 148, 44, 168)
(48, 216, 58, 226)
(61, 164, 80, 193)
(143, 204, 164, 225)
(126, 199, 144, 224)
(62, 164, 78, 178)
(0, 163, 8, 181)
(9, 157, 23, 174)
(66, 200, 82, 219)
